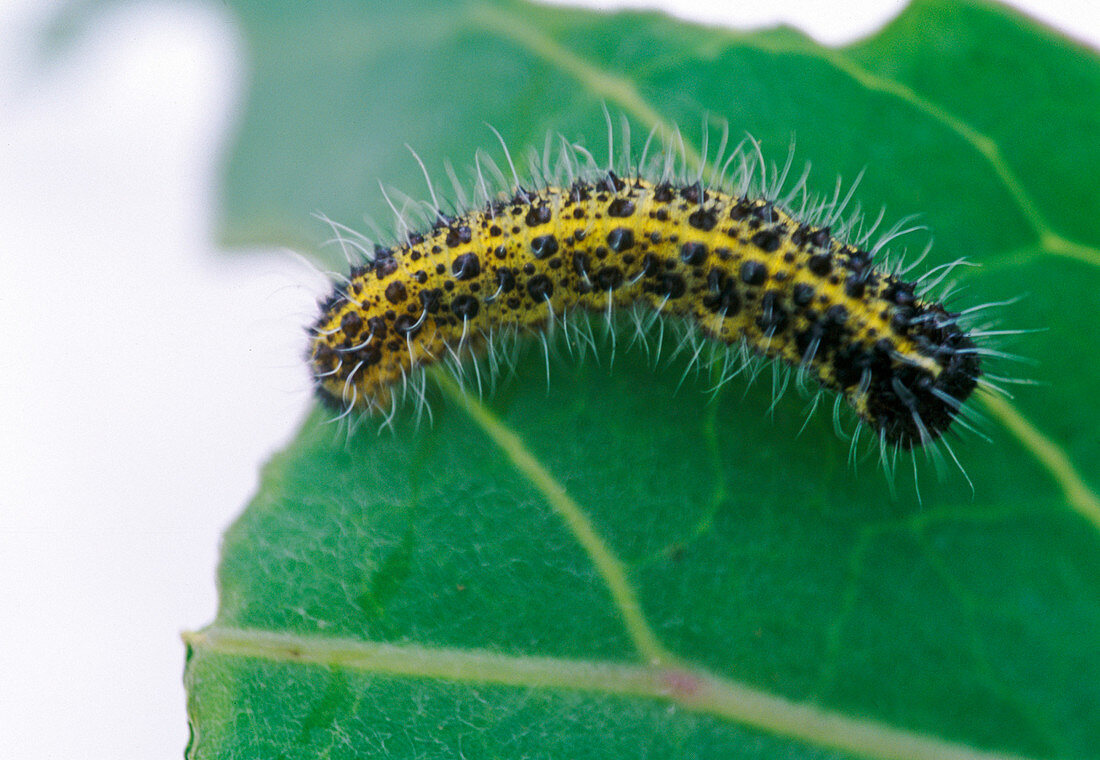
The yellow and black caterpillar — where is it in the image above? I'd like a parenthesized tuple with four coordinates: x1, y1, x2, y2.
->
(308, 137, 983, 451)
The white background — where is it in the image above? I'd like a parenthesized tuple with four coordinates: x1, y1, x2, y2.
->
(1, 1, 1096, 758)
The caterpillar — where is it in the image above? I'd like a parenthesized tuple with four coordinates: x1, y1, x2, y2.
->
(307, 127, 991, 456)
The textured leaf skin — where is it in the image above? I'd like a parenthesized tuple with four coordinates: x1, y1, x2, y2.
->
(184, 1, 1100, 758)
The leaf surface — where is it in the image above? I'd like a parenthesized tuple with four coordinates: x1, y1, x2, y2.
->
(183, 1, 1100, 757)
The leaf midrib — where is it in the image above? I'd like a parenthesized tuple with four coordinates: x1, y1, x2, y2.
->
(187, 626, 1040, 760)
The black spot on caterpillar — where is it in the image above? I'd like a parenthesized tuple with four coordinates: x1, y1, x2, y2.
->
(307, 128, 994, 456)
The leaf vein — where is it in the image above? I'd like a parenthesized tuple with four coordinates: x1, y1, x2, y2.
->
(433, 369, 673, 665)
(979, 392, 1100, 535)
(821, 50, 1100, 268)
(470, 3, 702, 172)
(187, 626, 1043, 760)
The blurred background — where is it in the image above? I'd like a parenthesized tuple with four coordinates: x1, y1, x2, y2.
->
(0, 1, 1096, 758)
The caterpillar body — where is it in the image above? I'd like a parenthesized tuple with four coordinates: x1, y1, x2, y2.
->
(307, 134, 984, 452)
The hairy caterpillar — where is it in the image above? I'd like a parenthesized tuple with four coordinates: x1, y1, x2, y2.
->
(307, 127, 992, 456)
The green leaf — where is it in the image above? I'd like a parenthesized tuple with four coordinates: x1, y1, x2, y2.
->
(185, 1, 1100, 758)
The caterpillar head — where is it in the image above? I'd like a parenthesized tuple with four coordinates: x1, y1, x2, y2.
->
(860, 304, 982, 450)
